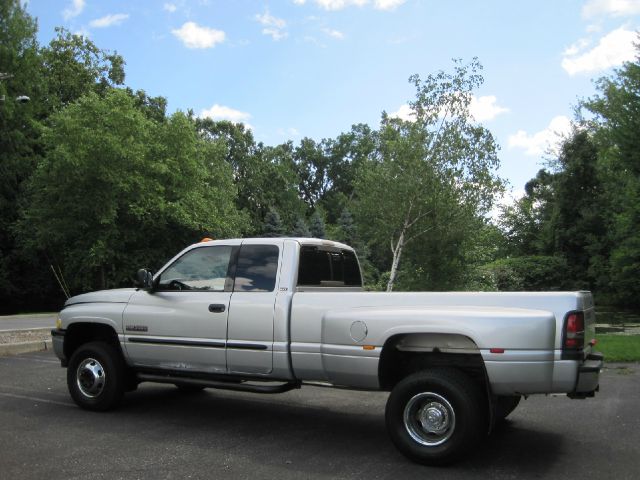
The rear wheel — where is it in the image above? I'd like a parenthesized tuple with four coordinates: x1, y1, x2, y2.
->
(385, 368, 485, 465)
(67, 341, 125, 411)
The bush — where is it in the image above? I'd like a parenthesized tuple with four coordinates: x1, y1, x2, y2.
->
(472, 256, 569, 291)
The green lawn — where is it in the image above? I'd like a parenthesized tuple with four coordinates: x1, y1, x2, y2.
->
(596, 334, 640, 362)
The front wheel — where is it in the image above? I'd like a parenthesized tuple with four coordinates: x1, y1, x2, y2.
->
(67, 341, 125, 411)
(385, 368, 485, 465)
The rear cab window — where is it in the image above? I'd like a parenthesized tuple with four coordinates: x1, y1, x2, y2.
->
(297, 246, 362, 288)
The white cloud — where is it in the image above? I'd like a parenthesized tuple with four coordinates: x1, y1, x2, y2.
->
(172, 22, 226, 49)
(200, 104, 252, 128)
(563, 38, 591, 56)
(164, 3, 177, 13)
(582, 0, 640, 18)
(508, 116, 572, 157)
(89, 14, 130, 28)
(388, 104, 416, 121)
(373, 0, 406, 10)
(255, 10, 288, 41)
(562, 26, 636, 75)
(322, 28, 345, 39)
(303, 35, 326, 47)
(294, 0, 405, 10)
(469, 95, 509, 122)
(63, 0, 85, 20)
(314, 0, 368, 11)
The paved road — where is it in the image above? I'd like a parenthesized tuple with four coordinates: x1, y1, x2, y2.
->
(0, 314, 56, 331)
(1, 351, 638, 480)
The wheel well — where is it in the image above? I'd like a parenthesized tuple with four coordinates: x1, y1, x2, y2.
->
(64, 323, 122, 360)
(378, 333, 488, 392)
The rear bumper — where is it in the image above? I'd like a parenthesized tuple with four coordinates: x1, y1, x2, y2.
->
(50, 329, 67, 366)
(568, 351, 603, 399)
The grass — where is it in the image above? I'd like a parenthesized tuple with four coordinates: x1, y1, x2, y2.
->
(596, 334, 640, 362)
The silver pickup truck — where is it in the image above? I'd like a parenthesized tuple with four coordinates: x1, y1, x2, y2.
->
(51, 237, 603, 465)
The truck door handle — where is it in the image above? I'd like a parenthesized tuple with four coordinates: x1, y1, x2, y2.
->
(208, 304, 226, 313)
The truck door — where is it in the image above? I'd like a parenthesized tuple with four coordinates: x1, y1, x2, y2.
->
(122, 244, 234, 373)
(226, 241, 281, 375)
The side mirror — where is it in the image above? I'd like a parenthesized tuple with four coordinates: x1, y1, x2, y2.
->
(136, 268, 154, 290)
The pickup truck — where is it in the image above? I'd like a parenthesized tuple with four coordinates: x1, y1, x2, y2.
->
(51, 237, 603, 465)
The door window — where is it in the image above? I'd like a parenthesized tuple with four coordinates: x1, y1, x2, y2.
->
(234, 245, 279, 292)
(157, 246, 233, 291)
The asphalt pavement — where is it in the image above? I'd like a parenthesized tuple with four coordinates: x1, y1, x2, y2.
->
(0, 313, 57, 331)
(0, 351, 638, 480)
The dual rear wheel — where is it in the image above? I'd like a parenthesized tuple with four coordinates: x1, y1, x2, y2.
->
(385, 368, 486, 465)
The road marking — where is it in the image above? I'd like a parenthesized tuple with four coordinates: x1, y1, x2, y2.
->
(0, 391, 74, 407)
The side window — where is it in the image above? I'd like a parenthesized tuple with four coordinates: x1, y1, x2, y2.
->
(157, 246, 233, 291)
(234, 245, 279, 292)
(297, 246, 362, 287)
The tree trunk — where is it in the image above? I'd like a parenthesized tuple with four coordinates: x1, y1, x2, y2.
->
(387, 228, 406, 292)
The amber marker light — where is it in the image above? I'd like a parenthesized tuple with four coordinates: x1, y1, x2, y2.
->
(362, 345, 375, 350)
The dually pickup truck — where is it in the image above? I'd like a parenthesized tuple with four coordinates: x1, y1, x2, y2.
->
(51, 237, 603, 465)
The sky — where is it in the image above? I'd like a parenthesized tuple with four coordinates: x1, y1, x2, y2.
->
(24, 0, 640, 200)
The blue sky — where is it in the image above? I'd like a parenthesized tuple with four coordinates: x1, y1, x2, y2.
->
(25, 0, 640, 198)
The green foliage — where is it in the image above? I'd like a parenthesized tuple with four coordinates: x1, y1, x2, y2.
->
(497, 46, 640, 306)
(19, 90, 244, 292)
(291, 217, 311, 237)
(262, 209, 285, 237)
(0, 0, 48, 308)
(473, 256, 568, 291)
(309, 210, 326, 239)
(7, 2, 640, 312)
(354, 58, 502, 291)
(196, 119, 306, 231)
(40, 27, 125, 111)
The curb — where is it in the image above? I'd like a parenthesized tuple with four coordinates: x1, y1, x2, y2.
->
(0, 339, 53, 357)
(0, 327, 51, 333)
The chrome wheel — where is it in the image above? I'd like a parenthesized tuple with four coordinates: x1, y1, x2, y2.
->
(403, 392, 456, 446)
(76, 357, 106, 398)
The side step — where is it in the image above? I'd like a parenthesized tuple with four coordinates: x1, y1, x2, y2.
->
(136, 373, 300, 394)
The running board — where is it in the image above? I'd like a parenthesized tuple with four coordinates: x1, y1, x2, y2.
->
(136, 373, 300, 394)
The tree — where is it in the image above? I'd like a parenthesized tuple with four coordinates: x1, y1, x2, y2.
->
(262, 209, 285, 237)
(0, 0, 45, 308)
(291, 217, 311, 237)
(19, 89, 244, 293)
(355, 59, 502, 291)
(309, 210, 326, 239)
(196, 119, 305, 231)
(40, 27, 125, 111)
(581, 47, 640, 305)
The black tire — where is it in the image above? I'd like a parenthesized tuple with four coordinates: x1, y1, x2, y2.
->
(174, 384, 206, 393)
(67, 341, 125, 411)
(494, 395, 521, 420)
(385, 368, 485, 465)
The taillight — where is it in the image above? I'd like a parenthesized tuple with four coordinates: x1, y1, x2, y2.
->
(563, 311, 585, 350)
